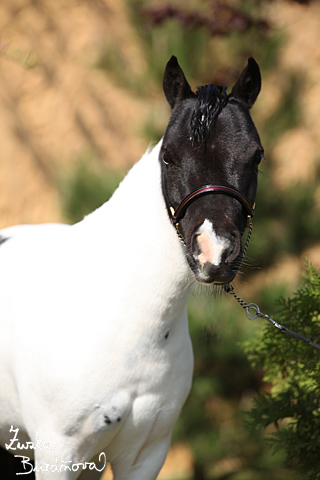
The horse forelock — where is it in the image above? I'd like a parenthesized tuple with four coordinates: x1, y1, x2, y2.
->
(190, 84, 228, 146)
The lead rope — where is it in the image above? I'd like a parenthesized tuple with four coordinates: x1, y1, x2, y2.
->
(224, 221, 320, 351)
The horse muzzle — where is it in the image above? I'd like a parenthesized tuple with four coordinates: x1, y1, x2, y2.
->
(189, 219, 242, 284)
(168, 183, 254, 284)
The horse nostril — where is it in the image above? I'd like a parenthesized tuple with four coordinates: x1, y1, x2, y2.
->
(225, 231, 241, 264)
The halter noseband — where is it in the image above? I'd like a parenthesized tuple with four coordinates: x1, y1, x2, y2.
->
(169, 184, 255, 243)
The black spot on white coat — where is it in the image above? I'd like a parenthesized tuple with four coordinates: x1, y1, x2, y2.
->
(0, 236, 9, 246)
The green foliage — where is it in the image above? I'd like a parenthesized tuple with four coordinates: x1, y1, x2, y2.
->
(262, 73, 303, 146)
(127, 0, 210, 83)
(172, 291, 299, 479)
(59, 154, 122, 224)
(127, 0, 281, 90)
(140, 18, 209, 84)
(95, 43, 147, 95)
(227, 23, 283, 74)
(243, 262, 320, 480)
(248, 173, 320, 270)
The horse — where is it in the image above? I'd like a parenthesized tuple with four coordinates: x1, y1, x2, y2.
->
(0, 56, 263, 480)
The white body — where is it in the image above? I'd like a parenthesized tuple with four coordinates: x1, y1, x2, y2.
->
(0, 141, 196, 479)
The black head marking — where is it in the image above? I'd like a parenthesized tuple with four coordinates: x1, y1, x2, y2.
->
(160, 56, 263, 285)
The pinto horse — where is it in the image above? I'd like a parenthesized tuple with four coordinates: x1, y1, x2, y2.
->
(0, 56, 263, 479)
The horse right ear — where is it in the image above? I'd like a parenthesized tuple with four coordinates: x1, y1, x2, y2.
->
(163, 56, 194, 109)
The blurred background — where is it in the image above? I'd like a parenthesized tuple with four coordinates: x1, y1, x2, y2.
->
(1, 0, 320, 478)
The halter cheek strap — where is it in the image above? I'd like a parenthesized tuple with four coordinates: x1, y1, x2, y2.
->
(170, 184, 255, 240)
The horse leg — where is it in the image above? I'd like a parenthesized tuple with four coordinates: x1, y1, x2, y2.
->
(111, 435, 172, 480)
(77, 464, 106, 480)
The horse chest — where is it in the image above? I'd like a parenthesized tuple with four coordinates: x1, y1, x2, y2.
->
(121, 311, 193, 392)
(49, 311, 194, 463)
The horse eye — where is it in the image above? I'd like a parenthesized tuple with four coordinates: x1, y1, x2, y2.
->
(162, 152, 171, 165)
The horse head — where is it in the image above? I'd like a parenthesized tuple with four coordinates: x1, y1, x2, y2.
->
(161, 56, 263, 285)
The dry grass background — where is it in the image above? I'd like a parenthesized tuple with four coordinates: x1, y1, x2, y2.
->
(0, 0, 150, 226)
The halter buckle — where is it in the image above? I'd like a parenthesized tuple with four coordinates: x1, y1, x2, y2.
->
(170, 207, 176, 224)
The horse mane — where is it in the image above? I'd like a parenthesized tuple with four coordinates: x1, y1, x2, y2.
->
(190, 84, 228, 146)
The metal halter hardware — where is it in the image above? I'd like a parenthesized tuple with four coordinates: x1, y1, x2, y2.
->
(224, 284, 320, 351)
(170, 184, 255, 245)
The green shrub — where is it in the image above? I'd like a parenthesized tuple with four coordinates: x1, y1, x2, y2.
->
(244, 261, 320, 480)
(59, 156, 122, 224)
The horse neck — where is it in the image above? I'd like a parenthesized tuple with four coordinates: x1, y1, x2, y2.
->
(77, 140, 193, 314)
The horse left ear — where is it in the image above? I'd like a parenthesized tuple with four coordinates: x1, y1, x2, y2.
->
(163, 56, 194, 109)
(230, 57, 261, 109)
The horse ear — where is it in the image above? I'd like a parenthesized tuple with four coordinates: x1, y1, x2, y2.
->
(230, 57, 261, 109)
(163, 56, 194, 109)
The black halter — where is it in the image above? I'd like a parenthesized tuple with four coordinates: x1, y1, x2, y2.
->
(169, 184, 255, 244)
